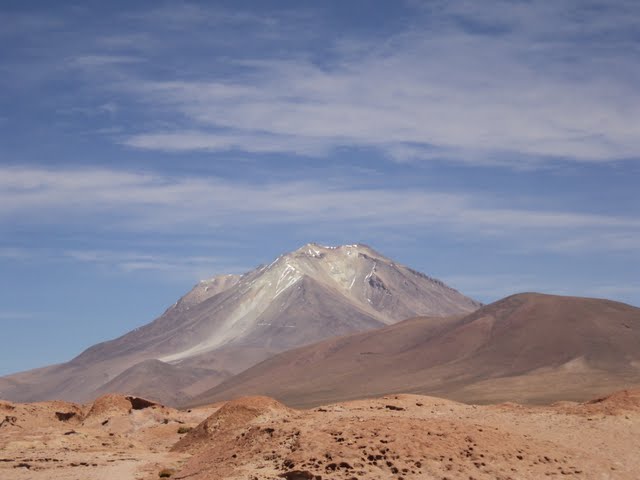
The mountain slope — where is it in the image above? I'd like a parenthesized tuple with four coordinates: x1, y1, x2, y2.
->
(91, 359, 232, 406)
(191, 293, 640, 408)
(0, 243, 479, 405)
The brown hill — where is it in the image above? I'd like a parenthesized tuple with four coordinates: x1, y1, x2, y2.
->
(172, 396, 292, 453)
(191, 293, 640, 408)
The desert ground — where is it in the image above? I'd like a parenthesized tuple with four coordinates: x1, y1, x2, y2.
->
(1, 389, 639, 480)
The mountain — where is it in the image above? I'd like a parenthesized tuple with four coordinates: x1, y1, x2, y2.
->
(190, 293, 640, 408)
(0, 243, 479, 405)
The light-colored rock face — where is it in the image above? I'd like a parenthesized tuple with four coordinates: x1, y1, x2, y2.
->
(172, 274, 242, 311)
(255, 243, 465, 318)
(158, 243, 480, 362)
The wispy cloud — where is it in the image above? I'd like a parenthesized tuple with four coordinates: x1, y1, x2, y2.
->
(443, 273, 640, 306)
(1, 166, 638, 252)
(129, 3, 282, 29)
(442, 273, 552, 301)
(123, 130, 328, 156)
(68, 54, 141, 68)
(0, 247, 32, 260)
(545, 232, 640, 254)
(0, 311, 35, 321)
(0, 11, 63, 37)
(0, 243, 250, 281)
(584, 284, 640, 301)
(64, 249, 249, 279)
(5, 2, 638, 167)
(109, 1, 640, 166)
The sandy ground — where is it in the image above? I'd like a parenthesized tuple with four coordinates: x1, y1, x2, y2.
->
(1, 390, 638, 480)
(0, 395, 218, 480)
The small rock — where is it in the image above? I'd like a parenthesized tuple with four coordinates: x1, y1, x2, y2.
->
(278, 470, 316, 480)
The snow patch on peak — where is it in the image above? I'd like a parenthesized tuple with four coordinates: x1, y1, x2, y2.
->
(199, 276, 219, 284)
(274, 268, 302, 298)
(198, 273, 241, 284)
(305, 244, 324, 258)
(294, 242, 330, 254)
(364, 262, 377, 283)
(294, 242, 381, 258)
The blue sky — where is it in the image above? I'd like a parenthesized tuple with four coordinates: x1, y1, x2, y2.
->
(1, 0, 639, 375)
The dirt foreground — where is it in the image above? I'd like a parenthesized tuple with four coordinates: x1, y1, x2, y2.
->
(1, 390, 639, 480)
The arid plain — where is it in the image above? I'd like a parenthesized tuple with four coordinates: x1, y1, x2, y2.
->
(2, 389, 639, 480)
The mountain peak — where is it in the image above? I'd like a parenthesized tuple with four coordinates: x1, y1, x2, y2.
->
(294, 242, 380, 258)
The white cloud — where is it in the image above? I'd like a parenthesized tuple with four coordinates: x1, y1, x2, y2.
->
(64, 249, 248, 278)
(123, 130, 328, 156)
(69, 54, 141, 68)
(114, 2, 640, 165)
(10, 3, 637, 166)
(0, 166, 638, 249)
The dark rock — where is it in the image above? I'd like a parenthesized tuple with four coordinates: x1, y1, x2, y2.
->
(278, 470, 316, 480)
(385, 405, 405, 411)
(55, 411, 77, 421)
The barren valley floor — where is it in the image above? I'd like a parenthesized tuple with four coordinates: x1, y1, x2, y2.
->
(1, 389, 639, 480)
